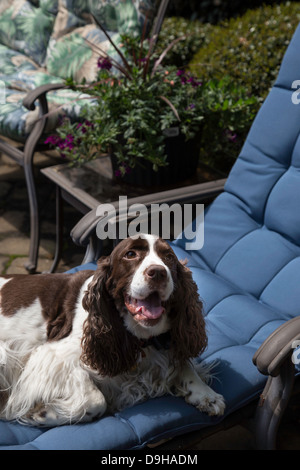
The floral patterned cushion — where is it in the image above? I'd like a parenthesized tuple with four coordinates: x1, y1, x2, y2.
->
(0, 0, 156, 140)
(46, 0, 156, 82)
(0, 44, 58, 92)
(0, 0, 58, 66)
(0, 44, 90, 142)
(0, 86, 90, 143)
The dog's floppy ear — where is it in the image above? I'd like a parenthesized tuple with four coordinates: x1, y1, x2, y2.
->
(169, 260, 207, 363)
(81, 256, 140, 376)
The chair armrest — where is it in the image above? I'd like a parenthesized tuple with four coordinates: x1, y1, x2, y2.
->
(23, 82, 66, 111)
(253, 316, 300, 377)
(71, 207, 100, 247)
(70, 178, 226, 248)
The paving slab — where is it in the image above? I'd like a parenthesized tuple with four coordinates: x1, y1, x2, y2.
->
(6, 256, 52, 275)
(0, 181, 12, 200)
(0, 162, 24, 182)
(0, 236, 55, 257)
(0, 211, 26, 233)
(0, 255, 9, 274)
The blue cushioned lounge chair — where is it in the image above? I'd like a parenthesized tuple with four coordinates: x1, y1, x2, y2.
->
(1, 21, 300, 451)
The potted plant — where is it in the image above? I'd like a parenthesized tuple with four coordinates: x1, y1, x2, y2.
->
(45, 23, 205, 187)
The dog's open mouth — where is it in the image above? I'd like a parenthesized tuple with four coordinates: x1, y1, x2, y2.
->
(124, 292, 165, 321)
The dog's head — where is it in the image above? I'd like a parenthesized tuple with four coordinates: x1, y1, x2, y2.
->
(81, 235, 207, 376)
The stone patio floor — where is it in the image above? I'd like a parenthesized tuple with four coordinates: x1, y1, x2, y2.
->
(0, 150, 85, 275)
(0, 150, 299, 450)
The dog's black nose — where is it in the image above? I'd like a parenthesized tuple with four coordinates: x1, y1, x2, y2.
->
(145, 265, 167, 282)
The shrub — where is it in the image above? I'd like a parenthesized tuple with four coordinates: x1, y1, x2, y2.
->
(157, 18, 257, 174)
(166, 0, 289, 23)
(184, 2, 300, 171)
(189, 2, 300, 99)
(156, 17, 213, 67)
(199, 78, 258, 173)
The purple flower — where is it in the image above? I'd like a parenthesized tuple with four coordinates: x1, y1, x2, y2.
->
(187, 76, 202, 88)
(187, 103, 195, 110)
(76, 120, 94, 134)
(45, 133, 77, 155)
(44, 136, 52, 144)
(63, 134, 74, 148)
(97, 56, 112, 70)
(178, 70, 202, 87)
(84, 120, 94, 129)
(58, 141, 66, 149)
(176, 70, 189, 84)
(44, 135, 62, 146)
(115, 162, 131, 178)
(225, 129, 238, 143)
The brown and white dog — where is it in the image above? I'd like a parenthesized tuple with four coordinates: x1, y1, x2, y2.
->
(0, 234, 225, 427)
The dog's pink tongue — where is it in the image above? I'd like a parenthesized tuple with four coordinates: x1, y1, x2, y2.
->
(136, 292, 165, 319)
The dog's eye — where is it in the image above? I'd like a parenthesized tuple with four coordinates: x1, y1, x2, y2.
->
(124, 250, 137, 259)
(164, 252, 174, 261)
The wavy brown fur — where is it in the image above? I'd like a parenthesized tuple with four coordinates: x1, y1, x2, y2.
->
(169, 261, 207, 362)
(81, 257, 141, 377)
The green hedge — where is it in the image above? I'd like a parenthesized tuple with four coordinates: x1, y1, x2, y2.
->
(155, 17, 213, 67)
(189, 2, 300, 99)
(166, 0, 292, 23)
(158, 2, 300, 173)
(167, 0, 294, 24)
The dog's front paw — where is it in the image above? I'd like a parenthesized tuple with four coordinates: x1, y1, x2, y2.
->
(24, 403, 63, 427)
(185, 386, 225, 416)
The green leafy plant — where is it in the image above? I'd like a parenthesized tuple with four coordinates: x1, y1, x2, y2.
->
(199, 78, 258, 173)
(46, 15, 259, 177)
(46, 27, 206, 176)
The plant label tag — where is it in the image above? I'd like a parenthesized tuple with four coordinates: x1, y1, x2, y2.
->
(163, 127, 180, 137)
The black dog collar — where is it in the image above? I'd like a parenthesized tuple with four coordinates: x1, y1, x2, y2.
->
(140, 331, 171, 351)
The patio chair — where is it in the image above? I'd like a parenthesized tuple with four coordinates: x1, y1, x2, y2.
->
(1, 19, 300, 452)
(0, 0, 168, 273)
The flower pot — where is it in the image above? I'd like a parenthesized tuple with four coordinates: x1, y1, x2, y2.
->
(111, 132, 200, 187)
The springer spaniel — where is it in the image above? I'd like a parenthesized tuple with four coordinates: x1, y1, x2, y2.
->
(0, 234, 225, 427)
